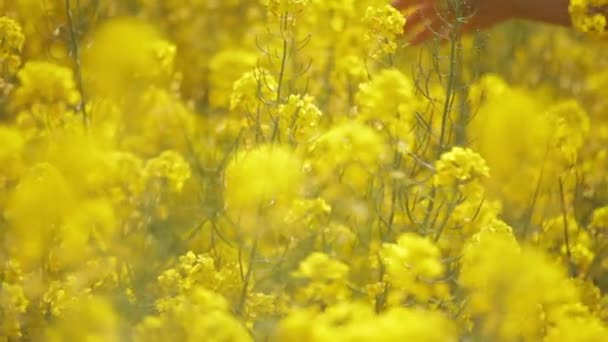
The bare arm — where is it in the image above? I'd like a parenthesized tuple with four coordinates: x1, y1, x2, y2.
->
(515, 0, 571, 26)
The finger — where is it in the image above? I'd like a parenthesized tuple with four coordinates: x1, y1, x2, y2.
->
(408, 18, 446, 45)
(403, 2, 437, 34)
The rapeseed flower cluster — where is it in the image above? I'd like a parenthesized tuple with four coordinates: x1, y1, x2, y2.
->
(570, 0, 608, 33)
(0, 0, 607, 341)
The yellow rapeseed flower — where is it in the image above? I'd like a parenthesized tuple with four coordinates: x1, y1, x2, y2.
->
(224, 144, 303, 210)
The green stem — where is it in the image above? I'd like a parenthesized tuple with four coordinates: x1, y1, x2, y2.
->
(65, 0, 89, 128)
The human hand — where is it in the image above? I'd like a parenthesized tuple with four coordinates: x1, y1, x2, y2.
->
(393, 0, 519, 44)
(393, 0, 571, 45)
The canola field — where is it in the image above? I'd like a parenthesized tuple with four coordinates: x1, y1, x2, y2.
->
(0, 0, 608, 340)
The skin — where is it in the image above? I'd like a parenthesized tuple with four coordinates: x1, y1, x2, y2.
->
(393, 0, 572, 44)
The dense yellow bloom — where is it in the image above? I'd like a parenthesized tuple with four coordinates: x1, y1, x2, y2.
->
(4, 163, 75, 268)
(293, 252, 349, 281)
(50, 199, 117, 271)
(293, 252, 350, 305)
(158, 252, 226, 293)
(45, 295, 120, 342)
(547, 99, 590, 163)
(283, 197, 332, 234)
(538, 215, 595, 273)
(275, 301, 457, 342)
(434, 146, 490, 197)
(460, 222, 580, 341)
(0, 126, 24, 190)
(10, 61, 80, 128)
(40, 279, 77, 318)
(590, 206, 608, 231)
(0, 16, 24, 58)
(362, 4, 405, 57)
(356, 68, 416, 115)
(0, 282, 28, 339)
(378, 233, 447, 303)
(136, 287, 251, 342)
(144, 150, 192, 193)
(230, 68, 278, 112)
(224, 144, 303, 211)
(83, 18, 173, 98)
(0, 16, 24, 82)
(118, 87, 197, 156)
(545, 304, 608, 341)
(356, 68, 419, 150)
(570, 0, 608, 33)
(278, 94, 323, 143)
(467, 74, 569, 219)
(0, 1, 607, 340)
(11, 61, 80, 107)
(209, 49, 258, 108)
(307, 120, 389, 201)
